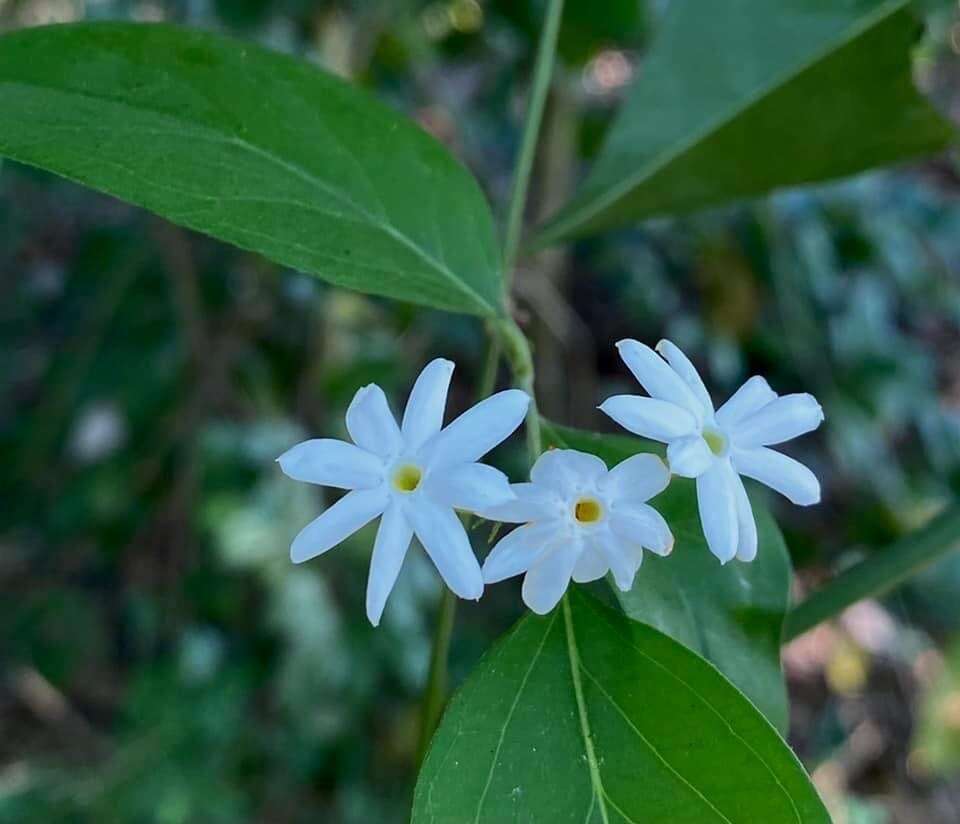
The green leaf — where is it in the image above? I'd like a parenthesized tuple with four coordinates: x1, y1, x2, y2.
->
(543, 421, 791, 732)
(0, 23, 502, 316)
(413, 589, 828, 824)
(535, 0, 954, 246)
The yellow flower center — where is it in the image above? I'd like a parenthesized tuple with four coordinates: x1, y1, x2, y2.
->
(574, 497, 603, 524)
(703, 427, 728, 457)
(392, 464, 423, 493)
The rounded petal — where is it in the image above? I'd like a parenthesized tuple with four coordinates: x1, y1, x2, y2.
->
(366, 502, 413, 626)
(715, 375, 777, 429)
(482, 520, 558, 583)
(610, 503, 674, 556)
(733, 393, 824, 447)
(656, 339, 714, 416)
(422, 389, 530, 471)
(521, 541, 580, 615)
(401, 358, 454, 450)
(732, 446, 821, 506)
(696, 459, 738, 564)
(483, 483, 561, 523)
(291, 487, 389, 564)
(666, 436, 713, 479)
(277, 438, 383, 489)
(615, 339, 703, 418)
(405, 497, 483, 599)
(601, 453, 671, 503)
(572, 545, 609, 583)
(591, 530, 636, 592)
(346, 384, 402, 458)
(424, 463, 514, 513)
(599, 396, 698, 443)
(731, 473, 758, 563)
(530, 449, 607, 495)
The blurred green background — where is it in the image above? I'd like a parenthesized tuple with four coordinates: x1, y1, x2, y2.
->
(3, 0, 960, 821)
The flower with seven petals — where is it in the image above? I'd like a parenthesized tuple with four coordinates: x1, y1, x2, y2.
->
(481, 449, 673, 615)
(277, 359, 530, 625)
(600, 339, 824, 564)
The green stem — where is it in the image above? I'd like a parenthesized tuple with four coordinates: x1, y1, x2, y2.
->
(497, 316, 543, 458)
(783, 502, 960, 642)
(502, 0, 566, 282)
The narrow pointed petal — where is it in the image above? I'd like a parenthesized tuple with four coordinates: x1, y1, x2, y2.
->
(731, 473, 758, 563)
(401, 358, 454, 450)
(610, 503, 674, 556)
(666, 435, 713, 479)
(483, 483, 560, 523)
(405, 498, 483, 599)
(424, 463, 514, 513)
(291, 487, 389, 564)
(572, 545, 609, 583)
(521, 541, 580, 615)
(422, 389, 530, 471)
(733, 446, 821, 505)
(599, 396, 698, 442)
(346, 384, 402, 458)
(600, 453, 670, 502)
(592, 530, 636, 592)
(656, 339, 714, 415)
(366, 503, 413, 626)
(530, 449, 607, 495)
(733, 393, 824, 447)
(616, 339, 702, 417)
(482, 520, 558, 583)
(715, 375, 777, 428)
(696, 459, 738, 564)
(277, 439, 383, 489)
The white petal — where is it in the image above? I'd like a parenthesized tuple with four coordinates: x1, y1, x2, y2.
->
(715, 375, 777, 428)
(277, 439, 383, 489)
(422, 389, 529, 471)
(572, 545, 609, 583)
(656, 339, 714, 415)
(731, 474, 758, 563)
(424, 463, 514, 513)
(366, 502, 413, 626)
(696, 460, 738, 564)
(610, 503, 674, 556)
(405, 498, 483, 599)
(591, 530, 636, 592)
(346, 384, 402, 458)
(482, 520, 558, 583)
(616, 339, 702, 417)
(601, 453, 671, 503)
(290, 487, 389, 564)
(733, 393, 824, 447)
(599, 396, 698, 442)
(666, 436, 713, 479)
(732, 446, 821, 506)
(530, 449, 607, 495)
(482, 482, 560, 523)
(401, 358, 454, 450)
(521, 541, 580, 615)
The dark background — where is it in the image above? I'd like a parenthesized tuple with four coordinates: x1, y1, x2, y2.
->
(3, 1, 960, 821)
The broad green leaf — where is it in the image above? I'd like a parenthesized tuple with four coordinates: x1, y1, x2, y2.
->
(413, 589, 828, 824)
(535, 0, 954, 246)
(0, 23, 502, 316)
(543, 421, 790, 732)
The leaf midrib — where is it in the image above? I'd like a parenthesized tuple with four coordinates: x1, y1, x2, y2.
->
(538, 0, 908, 243)
(0, 75, 498, 315)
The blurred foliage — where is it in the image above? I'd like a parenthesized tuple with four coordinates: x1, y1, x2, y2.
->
(2, 0, 960, 822)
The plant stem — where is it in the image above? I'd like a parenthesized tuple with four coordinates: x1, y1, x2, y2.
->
(416, 335, 502, 763)
(783, 502, 960, 642)
(497, 316, 543, 458)
(502, 0, 566, 282)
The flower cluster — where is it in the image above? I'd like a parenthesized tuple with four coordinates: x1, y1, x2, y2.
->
(279, 342, 823, 624)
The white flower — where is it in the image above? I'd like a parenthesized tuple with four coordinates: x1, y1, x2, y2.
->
(600, 339, 824, 564)
(277, 359, 530, 626)
(481, 449, 673, 615)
